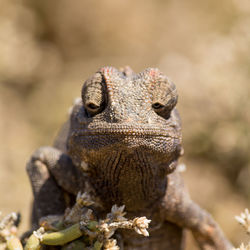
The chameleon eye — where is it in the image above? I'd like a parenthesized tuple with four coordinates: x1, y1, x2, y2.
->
(152, 102, 164, 110)
(82, 72, 107, 117)
(85, 102, 101, 116)
(152, 79, 178, 119)
(86, 102, 99, 110)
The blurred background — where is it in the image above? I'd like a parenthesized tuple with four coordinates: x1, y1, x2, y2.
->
(0, 0, 249, 248)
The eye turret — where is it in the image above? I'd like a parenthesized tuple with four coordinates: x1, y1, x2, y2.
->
(152, 78, 178, 119)
(81, 72, 107, 117)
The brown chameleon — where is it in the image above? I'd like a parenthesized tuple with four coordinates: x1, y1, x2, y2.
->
(27, 66, 232, 249)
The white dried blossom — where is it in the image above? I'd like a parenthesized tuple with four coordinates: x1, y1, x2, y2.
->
(0, 212, 18, 230)
(232, 242, 250, 250)
(235, 209, 250, 234)
(98, 221, 115, 238)
(64, 192, 96, 224)
(132, 217, 151, 237)
(103, 239, 120, 250)
(107, 205, 126, 222)
(0, 229, 10, 239)
(33, 227, 45, 241)
(0, 212, 19, 243)
(76, 192, 95, 206)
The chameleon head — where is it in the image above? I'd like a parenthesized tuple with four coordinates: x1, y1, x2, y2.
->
(67, 67, 183, 173)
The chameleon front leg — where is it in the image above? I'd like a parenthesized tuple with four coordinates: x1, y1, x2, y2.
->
(162, 172, 233, 250)
(26, 146, 85, 225)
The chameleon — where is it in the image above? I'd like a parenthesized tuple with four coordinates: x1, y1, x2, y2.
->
(27, 66, 233, 249)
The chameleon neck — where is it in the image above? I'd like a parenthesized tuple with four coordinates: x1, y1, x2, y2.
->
(88, 150, 167, 212)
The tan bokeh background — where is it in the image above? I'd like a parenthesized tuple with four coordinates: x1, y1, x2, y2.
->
(0, 0, 249, 248)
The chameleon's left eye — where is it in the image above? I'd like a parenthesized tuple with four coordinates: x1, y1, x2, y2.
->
(85, 102, 100, 114)
(152, 79, 178, 119)
(152, 102, 164, 110)
(82, 72, 107, 117)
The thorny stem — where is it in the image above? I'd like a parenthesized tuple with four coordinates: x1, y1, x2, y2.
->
(1, 193, 151, 250)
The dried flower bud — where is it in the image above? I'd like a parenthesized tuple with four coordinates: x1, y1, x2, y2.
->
(107, 205, 126, 222)
(76, 192, 95, 206)
(235, 209, 250, 234)
(132, 217, 151, 237)
(33, 227, 45, 241)
(104, 239, 119, 250)
(232, 242, 250, 250)
(99, 222, 115, 238)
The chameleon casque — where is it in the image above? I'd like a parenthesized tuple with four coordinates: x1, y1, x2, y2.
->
(27, 66, 232, 249)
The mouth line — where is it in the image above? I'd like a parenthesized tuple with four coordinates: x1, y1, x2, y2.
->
(72, 125, 180, 139)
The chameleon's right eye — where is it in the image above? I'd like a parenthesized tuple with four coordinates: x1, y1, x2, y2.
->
(82, 72, 107, 117)
(152, 77, 178, 119)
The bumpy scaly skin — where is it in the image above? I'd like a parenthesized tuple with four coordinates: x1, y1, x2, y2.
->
(27, 67, 233, 249)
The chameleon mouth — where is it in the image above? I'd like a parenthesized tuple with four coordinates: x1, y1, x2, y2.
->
(72, 124, 180, 139)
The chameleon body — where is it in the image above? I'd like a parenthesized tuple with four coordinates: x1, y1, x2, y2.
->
(27, 67, 232, 249)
